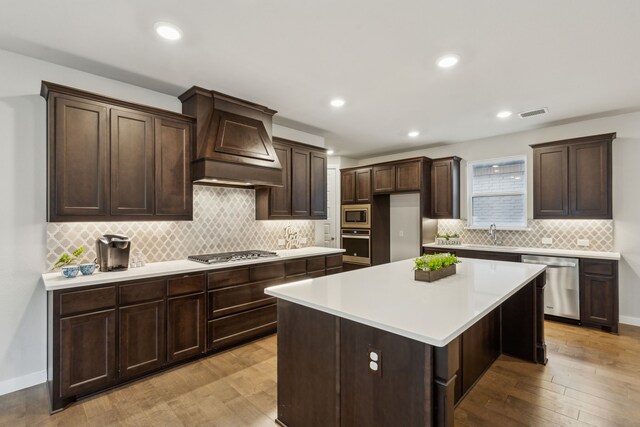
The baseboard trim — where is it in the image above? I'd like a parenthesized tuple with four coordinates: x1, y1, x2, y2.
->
(0, 370, 46, 396)
(619, 315, 640, 327)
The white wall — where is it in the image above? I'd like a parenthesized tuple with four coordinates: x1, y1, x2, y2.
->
(390, 194, 421, 262)
(358, 112, 640, 325)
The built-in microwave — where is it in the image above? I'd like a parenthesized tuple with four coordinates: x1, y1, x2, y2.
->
(341, 204, 371, 229)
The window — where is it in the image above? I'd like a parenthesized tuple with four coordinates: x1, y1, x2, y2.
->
(468, 156, 527, 228)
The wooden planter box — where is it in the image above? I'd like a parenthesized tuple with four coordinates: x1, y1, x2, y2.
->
(414, 265, 456, 283)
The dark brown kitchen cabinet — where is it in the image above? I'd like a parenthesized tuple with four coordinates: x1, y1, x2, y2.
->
(373, 165, 396, 193)
(155, 118, 193, 217)
(532, 133, 615, 219)
(119, 300, 166, 379)
(580, 259, 618, 333)
(49, 96, 109, 220)
(110, 109, 155, 216)
(59, 309, 116, 398)
(341, 168, 372, 204)
(395, 161, 422, 192)
(255, 138, 328, 220)
(41, 81, 194, 222)
(431, 157, 461, 219)
(167, 292, 206, 363)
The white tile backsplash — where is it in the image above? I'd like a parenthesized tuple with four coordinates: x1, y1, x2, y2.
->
(46, 186, 316, 266)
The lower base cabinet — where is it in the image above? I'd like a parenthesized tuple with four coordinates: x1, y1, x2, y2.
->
(48, 253, 343, 412)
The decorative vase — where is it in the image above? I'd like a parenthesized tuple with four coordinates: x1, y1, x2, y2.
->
(414, 264, 457, 282)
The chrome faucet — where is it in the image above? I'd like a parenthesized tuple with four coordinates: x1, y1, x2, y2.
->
(488, 223, 501, 246)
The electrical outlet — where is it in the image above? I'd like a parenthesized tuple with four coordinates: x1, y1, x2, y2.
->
(368, 347, 382, 376)
(541, 237, 553, 245)
(577, 239, 590, 247)
(399, 230, 404, 237)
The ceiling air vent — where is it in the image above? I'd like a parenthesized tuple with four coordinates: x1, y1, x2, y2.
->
(518, 108, 548, 119)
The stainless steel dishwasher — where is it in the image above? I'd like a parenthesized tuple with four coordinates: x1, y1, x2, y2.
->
(521, 255, 580, 320)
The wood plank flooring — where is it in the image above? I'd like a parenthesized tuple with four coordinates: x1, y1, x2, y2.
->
(1, 321, 639, 426)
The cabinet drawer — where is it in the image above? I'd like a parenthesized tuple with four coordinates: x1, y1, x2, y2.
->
(307, 256, 326, 272)
(119, 279, 165, 305)
(285, 259, 306, 276)
(326, 267, 343, 276)
(250, 262, 285, 282)
(208, 268, 250, 289)
(209, 280, 278, 318)
(59, 286, 116, 317)
(582, 260, 616, 277)
(308, 270, 326, 278)
(167, 274, 205, 297)
(208, 304, 277, 351)
(326, 254, 343, 268)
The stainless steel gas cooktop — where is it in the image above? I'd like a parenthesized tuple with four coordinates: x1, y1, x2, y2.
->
(188, 250, 278, 264)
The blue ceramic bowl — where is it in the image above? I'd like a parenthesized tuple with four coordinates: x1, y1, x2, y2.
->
(79, 263, 97, 276)
(61, 265, 79, 278)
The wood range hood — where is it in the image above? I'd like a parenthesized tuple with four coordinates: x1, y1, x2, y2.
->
(179, 86, 283, 187)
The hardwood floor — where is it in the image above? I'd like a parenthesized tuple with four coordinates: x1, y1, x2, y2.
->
(1, 321, 639, 426)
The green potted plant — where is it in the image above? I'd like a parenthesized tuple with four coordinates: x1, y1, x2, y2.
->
(413, 252, 461, 282)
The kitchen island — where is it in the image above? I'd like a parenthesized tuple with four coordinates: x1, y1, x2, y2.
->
(265, 257, 547, 427)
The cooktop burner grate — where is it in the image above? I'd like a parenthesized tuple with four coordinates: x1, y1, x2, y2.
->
(188, 250, 278, 264)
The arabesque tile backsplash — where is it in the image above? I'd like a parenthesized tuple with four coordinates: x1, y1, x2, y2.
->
(46, 186, 316, 267)
(437, 219, 613, 252)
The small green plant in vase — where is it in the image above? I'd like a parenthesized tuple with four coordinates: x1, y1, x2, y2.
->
(413, 253, 460, 282)
(51, 247, 86, 278)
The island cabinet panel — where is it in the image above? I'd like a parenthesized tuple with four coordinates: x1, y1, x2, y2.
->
(431, 157, 461, 219)
(372, 164, 396, 193)
(154, 118, 193, 218)
(340, 318, 432, 427)
(460, 308, 501, 397)
(59, 309, 116, 398)
(277, 300, 340, 427)
(580, 259, 618, 333)
(532, 133, 614, 219)
(167, 293, 205, 363)
(119, 300, 166, 379)
(51, 96, 109, 220)
(395, 160, 422, 192)
(110, 109, 155, 216)
(42, 81, 195, 222)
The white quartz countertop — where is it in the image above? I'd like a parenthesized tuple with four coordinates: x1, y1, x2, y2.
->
(265, 257, 546, 347)
(423, 243, 621, 260)
(42, 247, 345, 291)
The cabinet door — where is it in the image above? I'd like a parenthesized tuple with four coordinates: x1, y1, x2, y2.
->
(395, 161, 421, 192)
(533, 146, 569, 218)
(60, 309, 116, 397)
(167, 293, 205, 363)
(110, 109, 154, 216)
(373, 165, 396, 193)
(431, 159, 460, 219)
(569, 141, 611, 218)
(355, 169, 372, 203)
(310, 151, 328, 218)
(119, 300, 166, 379)
(341, 171, 356, 204)
(155, 118, 192, 218)
(270, 142, 292, 217)
(291, 148, 311, 217)
(581, 274, 615, 327)
(51, 96, 109, 220)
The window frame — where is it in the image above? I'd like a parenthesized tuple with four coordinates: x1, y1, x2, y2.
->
(466, 155, 528, 230)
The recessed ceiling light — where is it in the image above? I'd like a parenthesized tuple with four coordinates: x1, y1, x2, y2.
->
(408, 131, 420, 138)
(496, 110, 512, 119)
(436, 54, 460, 68)
(154, 22, 183, 41)
(492, 165, 499, 168)
(327, 149, 334, 155)
(330, 98, 345, 108)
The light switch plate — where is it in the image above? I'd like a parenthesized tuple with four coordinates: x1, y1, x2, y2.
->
(541, 237, 553, 245)
(577, 239, 590, 247)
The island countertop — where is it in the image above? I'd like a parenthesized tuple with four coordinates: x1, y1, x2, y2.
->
(265, 257, 546, 347)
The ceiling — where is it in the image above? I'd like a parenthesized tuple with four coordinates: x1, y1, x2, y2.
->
(1, 0, 639, 158)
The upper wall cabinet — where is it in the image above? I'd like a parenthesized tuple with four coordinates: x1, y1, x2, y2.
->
(431, 157, 461, 219)
(372, 159, 423, 194)
(42, 82, 195, 222)
(531, 133, 615, 219)
(255, 137, 328, 220)
(341, 168, 371, 204)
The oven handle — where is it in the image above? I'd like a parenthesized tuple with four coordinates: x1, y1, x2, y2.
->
(341, 235, 370, 240)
